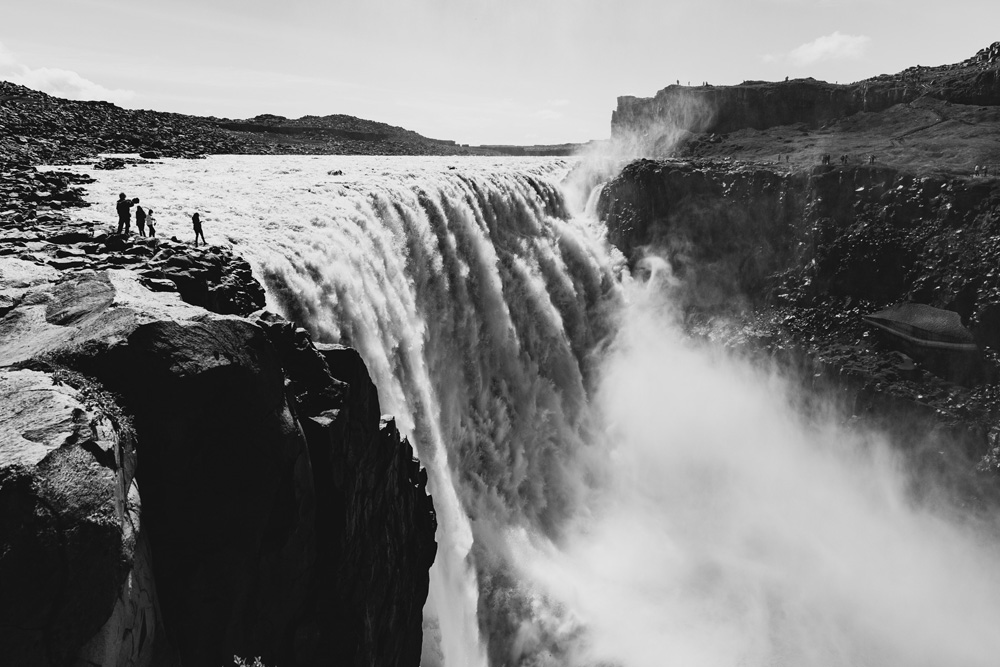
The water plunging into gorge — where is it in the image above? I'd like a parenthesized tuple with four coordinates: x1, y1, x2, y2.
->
(73, 156, 1000, 667)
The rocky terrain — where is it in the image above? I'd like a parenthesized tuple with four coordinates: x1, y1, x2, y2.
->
(0, 167, 437, 665)
(0, 80, 494, 165)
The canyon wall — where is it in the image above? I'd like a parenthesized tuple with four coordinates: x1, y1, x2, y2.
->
(597, 157, 1000, 488)
(612, 42, 1000, 152)
(0, 257, 436, 667)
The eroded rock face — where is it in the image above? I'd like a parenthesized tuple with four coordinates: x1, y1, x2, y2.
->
(0, 368, 155, 667)
(611, 42, 1000, 152)
(597, 158, 807, 310)
(0, 263, 437, 667)
(597, 156, 1000, 486)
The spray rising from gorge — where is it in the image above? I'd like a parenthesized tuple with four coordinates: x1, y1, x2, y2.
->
(72, 155, 1000, 666)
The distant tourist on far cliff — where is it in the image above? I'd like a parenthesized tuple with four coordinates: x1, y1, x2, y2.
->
(146, 209, 156, 237)
(135, 204, 147, 236)
(192, 212, 206, 246)
(116, 193, 136, 235)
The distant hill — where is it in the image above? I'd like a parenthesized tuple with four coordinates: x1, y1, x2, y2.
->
(0, 81, 501, 164)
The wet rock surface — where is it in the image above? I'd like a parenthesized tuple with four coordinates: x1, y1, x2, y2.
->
(600, 156, 1000, 490)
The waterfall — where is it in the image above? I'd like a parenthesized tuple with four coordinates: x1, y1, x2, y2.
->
(253, 163, 624, 667)
(74, 156, 1000, 667)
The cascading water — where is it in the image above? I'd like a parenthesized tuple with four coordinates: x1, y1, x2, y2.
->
(74, 155, 1000, 667)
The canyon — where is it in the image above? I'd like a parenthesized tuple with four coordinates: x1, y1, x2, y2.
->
(3, 39, 1000, 667)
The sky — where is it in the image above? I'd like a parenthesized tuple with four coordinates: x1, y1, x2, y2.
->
(1, 1, 998, 145)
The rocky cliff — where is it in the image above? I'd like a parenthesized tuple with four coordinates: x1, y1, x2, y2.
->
(612, 42, 1000, 154)
(0, 218, 437, 665)
(598, 156, 1000, 489)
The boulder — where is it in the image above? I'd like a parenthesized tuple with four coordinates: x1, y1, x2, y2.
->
(863, 302, 983, 384)
(0, 368, 155, 667)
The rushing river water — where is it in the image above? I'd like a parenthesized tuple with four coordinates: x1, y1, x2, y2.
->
(67, 155, 1000, 667)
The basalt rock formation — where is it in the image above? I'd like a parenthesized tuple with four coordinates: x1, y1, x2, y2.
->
(0, 235, 436, 665)
(613, 42, 1000, 153)
(598, 154, 1000, 488)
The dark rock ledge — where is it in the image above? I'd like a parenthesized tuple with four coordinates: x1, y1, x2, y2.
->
(0, 166, 436, 666)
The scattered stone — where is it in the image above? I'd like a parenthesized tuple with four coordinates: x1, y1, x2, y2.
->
(94, 157, 126, 170)
(47, 256, 90, 270)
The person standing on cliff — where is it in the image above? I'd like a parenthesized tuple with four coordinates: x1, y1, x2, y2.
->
(116, 193, 135, 235)
(146, 209, 156, 237)
(192, 212, 206, 246)
(135, 202, 147, 237)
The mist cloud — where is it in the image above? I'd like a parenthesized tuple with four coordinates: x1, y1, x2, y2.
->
(0, 40, 134, 104)
(508, 259, 1000, 667)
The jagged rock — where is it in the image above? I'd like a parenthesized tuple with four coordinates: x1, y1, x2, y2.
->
(140, 277, 178, 292)
(47, 231, 93, 244)
(94, 157, 127, 170)
(863, 302, 983, 383)
(0, 264, 436, 667)
(0, 368, 154, 667)
(47, 256, 90, 270)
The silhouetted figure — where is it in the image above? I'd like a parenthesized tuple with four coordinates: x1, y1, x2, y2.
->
(116, 193, 136, 235)
(192, 212, 206, 246)
(135, 204, 147, 236)
(869, 154, 876, 164)
(785, 155, 789, 163)
(146, 209, 156, 237)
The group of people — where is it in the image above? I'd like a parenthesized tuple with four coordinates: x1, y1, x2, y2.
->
(116, 193, 207, 246)
(115, 193, 155, 237)
(974, 165, 992, 177)
(818, 154, 876, 165)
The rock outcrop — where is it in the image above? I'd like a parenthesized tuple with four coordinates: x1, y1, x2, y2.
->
(0, 366, 154, 667)
(598, 156, 1000, 484)
(0, 255, 436, 666)
(597, 158, 808, 309)
(612, 42, 1000, 154)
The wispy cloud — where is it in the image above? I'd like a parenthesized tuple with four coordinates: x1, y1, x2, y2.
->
(763, 31, 871, 66)
(0, 40, 134, 104)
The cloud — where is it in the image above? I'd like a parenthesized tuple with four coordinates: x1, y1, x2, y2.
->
(764, 31, 870, 66)
(0, 41, 134, 104)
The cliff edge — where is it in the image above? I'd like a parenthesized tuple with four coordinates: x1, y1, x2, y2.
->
(612, 42, 1000, 167)
(0, 195, 437, 666)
